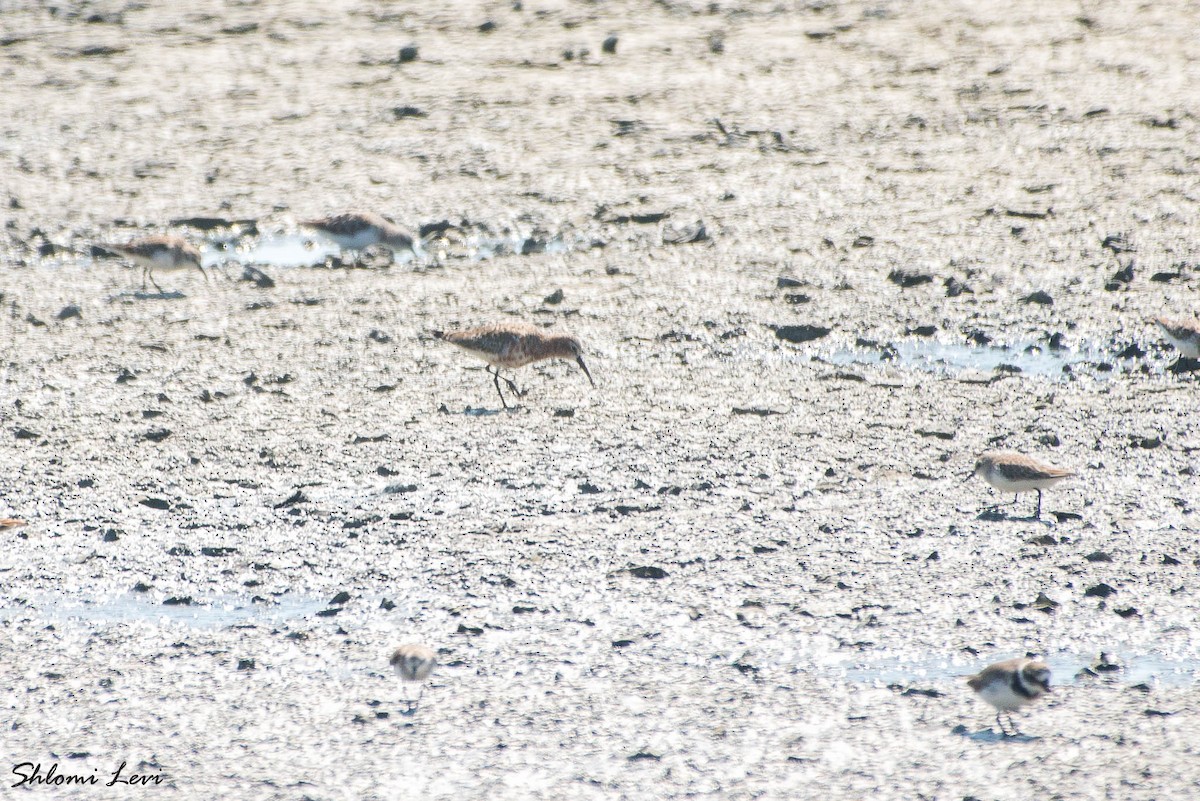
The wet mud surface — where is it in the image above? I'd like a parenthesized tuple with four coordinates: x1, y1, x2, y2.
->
(1, 1, 1199, 798)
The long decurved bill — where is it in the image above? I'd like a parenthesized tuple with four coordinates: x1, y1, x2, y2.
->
(576, 356, 595, 387)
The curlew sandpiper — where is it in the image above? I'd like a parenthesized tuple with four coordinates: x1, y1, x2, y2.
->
(106, 235, 207, 293)
(301, 211, 416, 255)
(433, 322, 595, 409)
(1154, 316, 1200, 360)
(969, 451, 1075, 519)
(967, 657, 1052, 736)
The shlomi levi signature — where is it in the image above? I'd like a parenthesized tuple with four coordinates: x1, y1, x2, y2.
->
(11, 761, 164, 788)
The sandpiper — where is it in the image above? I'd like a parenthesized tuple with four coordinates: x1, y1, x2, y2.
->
(969, 451, 1075, 519)
(433, 322, 595, 409)
(0, 518, 27, 529)
(967, 657, 1052, 736)
(1154, 316, 1200, 359)
(106, 235, 207, 293)
(391, 643, 437, 711)
(301, 211, 416, 254)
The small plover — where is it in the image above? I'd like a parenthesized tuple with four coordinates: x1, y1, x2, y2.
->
(433, 322, 595, 409)
(301, 212, 416, 255)
(970, 451, 1075, 519)
(106, 235, 207, 293)
(967, 657, 1052, 736)
(1154, 316, 1200, 359)
(390, 643, 437, 711)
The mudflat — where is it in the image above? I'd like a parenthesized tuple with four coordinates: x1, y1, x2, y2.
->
(1, 1, 1198, 798)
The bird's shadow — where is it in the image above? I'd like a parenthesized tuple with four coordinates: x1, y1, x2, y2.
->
(111, 289, 187, 301)
(952, 725, 1040, 743)
(976, 507, 1047, 524)
(463, 406, 506, 417)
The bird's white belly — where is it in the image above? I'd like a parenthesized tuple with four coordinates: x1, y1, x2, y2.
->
(984, 472, 1066, 494)
(977, 681, 1030, 712)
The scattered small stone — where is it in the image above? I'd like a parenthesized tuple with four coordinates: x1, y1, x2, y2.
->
(14, 427, 40, 440)
(138, 497, 171, 510)
(478, 20, 497, 33)
(237, 659, 256, 671)
(1021, 290, 1054, 306)
(628, 566, 668, 579)
(1085, 583, 1117, 598)
(102, 530, 119, 542)
(1105, 261, 1134, 290)
(944, 276, 973, 296)
(771, 324, 831, 344)
(240, 265, 274, 288)
(380, 599, 396, 611)
(777, 276, 805, 288)
(1130, 433, 1162, 449)
(143, 428, 171, 442)
(330, 591, 351, 605)
(392, 106, 427, 119)
(663, 220, 708, 244)
(1005, 207, 1052, 219)
(273, 490, 308, 508)
(200, 547, 237, 557)
(384, 483, 418, 494)
(553, 408, 575, 418)
(56, 304, 82, 320)
(162, 596, 193, 606)
(544, 288, 564, 304)
(602, 33, 618, 54)
(398, 44, 419, 63)
(888, 268, 933, 288)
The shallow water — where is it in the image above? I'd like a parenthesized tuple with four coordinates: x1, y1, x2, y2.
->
(6, 592, 329, 629)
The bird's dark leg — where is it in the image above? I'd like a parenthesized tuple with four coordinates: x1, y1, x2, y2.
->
(1035, 489, 1043, 520)
(144, 266, 164, 294)
(489, 367, 510, 409)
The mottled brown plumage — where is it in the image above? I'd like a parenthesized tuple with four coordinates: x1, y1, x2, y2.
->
(1155, 316, 1200, 359)
(970, 451, 1075, 519)
(106, 235, 207, 293)
(434, 322, 595, 408)
(301, 211, 415, 253)
(0, 518, 27, 529)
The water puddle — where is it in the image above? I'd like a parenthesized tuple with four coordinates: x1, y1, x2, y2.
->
(7, 592, 330, 629)
(808, 336, 1166, 380)
(840, 652, 1199, 688)
(206, 229, 572, 269)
